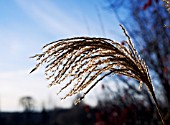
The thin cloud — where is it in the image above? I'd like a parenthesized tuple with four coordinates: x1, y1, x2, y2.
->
(16, 0, 88, 36)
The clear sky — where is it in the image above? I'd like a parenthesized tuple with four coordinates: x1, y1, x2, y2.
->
(0, 0, 124, 112)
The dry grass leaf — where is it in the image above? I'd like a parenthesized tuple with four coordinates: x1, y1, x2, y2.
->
(30, 25, 165, 125)
(162, 0, 170, 13)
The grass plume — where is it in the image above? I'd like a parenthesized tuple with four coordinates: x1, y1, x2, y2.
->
(30, 25, 165, 125)
(162, 0, 170, 13)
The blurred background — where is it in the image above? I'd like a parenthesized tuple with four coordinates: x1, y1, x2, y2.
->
(0, 0, 170, 125)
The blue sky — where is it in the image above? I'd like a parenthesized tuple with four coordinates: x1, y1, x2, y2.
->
(0, 0, 124, 111)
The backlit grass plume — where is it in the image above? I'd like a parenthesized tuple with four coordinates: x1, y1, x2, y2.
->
(162, 0, 170, 13)
(30, 25, 164, 124)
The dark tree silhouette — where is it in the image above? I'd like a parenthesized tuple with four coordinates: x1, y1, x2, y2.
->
(19, 96, 35, 112)
(107, 0, 170, 124)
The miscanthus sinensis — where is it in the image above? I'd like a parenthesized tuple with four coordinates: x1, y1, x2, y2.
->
(30, 25, 165, 125)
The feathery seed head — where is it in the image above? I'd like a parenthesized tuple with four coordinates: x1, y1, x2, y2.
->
(30, 25, 165, 125)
